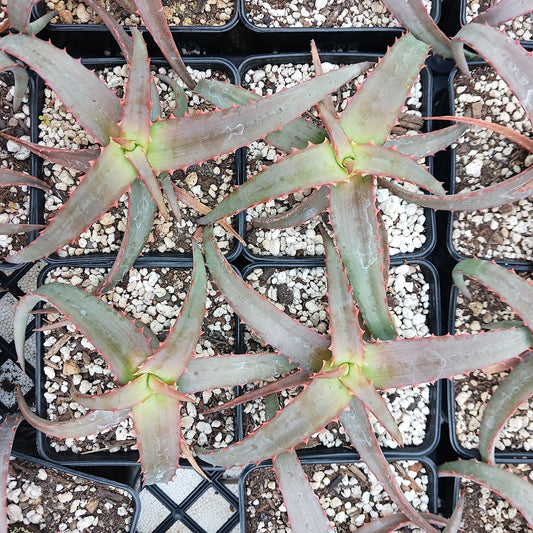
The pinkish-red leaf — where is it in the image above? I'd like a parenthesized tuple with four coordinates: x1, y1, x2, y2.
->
(0, 414, 20, 533)
(472, 0, 533, 26)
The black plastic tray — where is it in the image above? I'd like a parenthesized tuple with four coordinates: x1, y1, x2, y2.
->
(29, 56, 244, 267)
(237, 53, 437, 264)
(239, 454, 438, 533)
(236, 257, 442, 459)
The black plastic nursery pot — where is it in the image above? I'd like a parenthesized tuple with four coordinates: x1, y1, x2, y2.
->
(238, 53, 436, 264)
(446, 63, 533, 267)
(239, 454, 438, 532)
(33, 0, 240, 36)
(450, 459, 533, 533)
(447, 261, 533, 461)
(30, 56, 244, 268)
(237, 257, 442, 459)
(32, 259, 242, 470)
(7, 449, 140, 532)
(238, 0, 441, 54)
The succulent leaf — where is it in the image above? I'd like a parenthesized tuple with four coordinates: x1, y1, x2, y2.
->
(17, 386, 130, 438)
(252, 186, 329, 229)
(329, 178, 397, 341)
(443, 495, 465, 533)
(7, 141, 138, 264)
(137, 242, 206, 383)
(6, 0, 38, 33)
(479, 350, 533, 464)
(97, 179, 157, 295)
(195, 78, 328, 152)
(382, 0, 453, 57)
(120, 28, 151, 148)
(0, 34, 121, 144)
(340, 398, 439, 533)
(147, 63, 373, 172)
(383, 123, 469, 158)
(199, 142, 346, 225)
(351, 143, 446, 196)
(0, 414, 20, 533)
(340, 33, 429, 144)
(0, 134, 100, 172)
(453, 259, 533, 331)
(147, 375, 194, 402)
(84, 0, 133, 61)
(197, 377, 353, 466)
(73, 374, 152, 410)
(363, 327, 532, 388)
(177, 353, 295, 393)
(203, 226, 331, 372)
(273, 452, 335, 533)
(0, 51, 29, 111)
(322, 230, 364, 366)
(132, 0, 195, 90)
(378, 165, 533, 211)
(472, 0, 533, 26)
(355, 513, 448, 532)
(132, 392, 182, 485)
(452, 24, 533, 122)
(0, 223, 44, 235)
(125, 146, 168, 219)
(439, 460, 533, 526)
(14, 283, 153, 383)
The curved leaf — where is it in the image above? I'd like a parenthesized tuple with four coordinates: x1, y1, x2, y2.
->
(147, 63, 374, 172)
(383, 123, 469, 159)
(203, 226, 330, 372)
(322, 230, 364, 366)
(273, 452, 334, 533)
(252, 186, 329, 229)
(14, 283, 153, 383)
(120, 29, 151, 147)
(138, 242, 206, 382)
(0, 414, 20, 533)
(7, 142, 138, 264)
(147, 375, 194, 402)
(453, 259, 533, 331)
(132, 393, 181, 485)
(329, 177, 397, 341)
(17, 386, 130, 438)
(340, 33, 429, 144)
(133, 0, 195, 89)
(0, 168, 49, 190)
(355, 513, 448, 532)
(7, 0, 39, 32)
(195, 78, 328, 152)
(199, 142, 346, 224)
(439, 460, 533, 526)
(197, 378, 353, 466)
(382, 0, 452, 58)
(0, 134, 100, 172)
(0, 34, 121, 144)
(73, 375, 152, 411)
(0, 223, 44, 235)
(479, 350, 533, 464)
(452, 24, 533, 122)
(472, 0, 533, 26)
(363, 327, 532, 388)
(97, 178, 157, 294)
(340, 398, 438, 533)
(378, 165, 533, 211)
(177, 353, 295, 393)
(0, 51, 29, 111)
(443, 495, 465, 533)
(352, 143, 445, 196)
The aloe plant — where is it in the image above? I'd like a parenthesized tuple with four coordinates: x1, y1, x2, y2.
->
(193, 226, 533, 531)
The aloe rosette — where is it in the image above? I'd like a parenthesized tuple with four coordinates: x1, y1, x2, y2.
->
(13, 243, 207, 484)
(193, 226, 533, 531)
